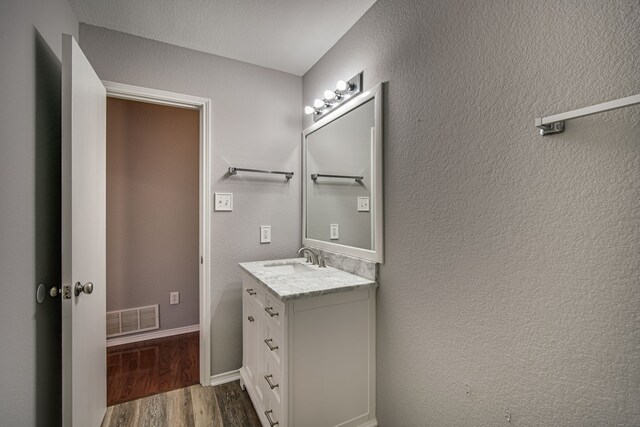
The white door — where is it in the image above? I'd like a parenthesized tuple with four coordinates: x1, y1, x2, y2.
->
(61, 34, 106, 426)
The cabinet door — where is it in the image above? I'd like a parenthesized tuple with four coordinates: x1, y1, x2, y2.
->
(243, 297, 258, 387)
(253, 298, 265, 409)
(291, 290, 373, 427)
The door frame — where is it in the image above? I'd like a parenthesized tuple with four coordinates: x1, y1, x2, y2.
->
(102, 81, 212, 385)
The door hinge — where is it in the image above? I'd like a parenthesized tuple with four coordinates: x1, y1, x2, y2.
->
(200, 256, 203, 264)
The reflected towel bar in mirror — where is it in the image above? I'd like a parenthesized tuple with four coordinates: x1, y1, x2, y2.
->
(311, 173, 363, 183)
(228, 167, 293, 180)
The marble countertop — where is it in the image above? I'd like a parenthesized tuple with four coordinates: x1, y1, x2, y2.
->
(239, 258, 377, 301)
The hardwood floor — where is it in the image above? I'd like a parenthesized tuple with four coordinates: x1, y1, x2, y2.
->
(101, 381, 261, 427)
(107, 332, 200, 406)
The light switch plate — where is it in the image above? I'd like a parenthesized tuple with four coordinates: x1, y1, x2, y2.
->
(170, 292, 180, 305)
(330, 224, 339, 240)
(214, 192, 233, 211)
(357, 197, 370, 212)
(260, 225, 271, 243)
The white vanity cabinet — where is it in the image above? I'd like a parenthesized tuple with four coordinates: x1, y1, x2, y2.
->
(240, 267, 377, 427)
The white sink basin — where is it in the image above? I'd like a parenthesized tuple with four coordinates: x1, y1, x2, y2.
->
(263, 261, 314, 275)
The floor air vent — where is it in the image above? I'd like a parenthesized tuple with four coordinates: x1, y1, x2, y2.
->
(107, 304, 159, 337)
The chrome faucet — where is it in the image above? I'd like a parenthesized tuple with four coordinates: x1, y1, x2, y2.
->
(297, 247, 319, 265)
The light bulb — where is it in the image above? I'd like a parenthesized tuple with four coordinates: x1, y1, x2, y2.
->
(336, 80, 350, 92)
(313, 98, 325, 109)
(304, 106, 315, 115)
(324, 89, 336, 100)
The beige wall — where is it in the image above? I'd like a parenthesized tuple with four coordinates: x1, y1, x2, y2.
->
(107, 98, 199, 332)
(303, 0, 640, 425)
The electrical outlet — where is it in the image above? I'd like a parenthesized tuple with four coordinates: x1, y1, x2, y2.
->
(357, 196, 370, 212)
(170, 292, 180, 305)
(330, 224, 339, 240)
(214, 192, 233, 211)
(260, 225, 271, 243)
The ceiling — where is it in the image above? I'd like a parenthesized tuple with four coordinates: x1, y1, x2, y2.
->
(67, 0, 377, 76)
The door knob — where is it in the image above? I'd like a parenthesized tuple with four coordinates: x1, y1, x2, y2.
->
(74, 281, 94, 297)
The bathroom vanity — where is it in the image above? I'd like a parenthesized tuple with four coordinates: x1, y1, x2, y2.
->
(239, 79, 384, 426)
(239, 258, 378, 427)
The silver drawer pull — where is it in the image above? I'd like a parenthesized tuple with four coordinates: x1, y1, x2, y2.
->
(246, 288, 257, 296)
(264, 409, 279, 426)
(264, 374, 279, 389)
(265, 306, 279, 317)
(264, 338, 278, 351)
(248, 316, 255, 322)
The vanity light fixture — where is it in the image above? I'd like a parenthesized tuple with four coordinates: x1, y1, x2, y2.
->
(336, 79, 353, 93)
(323, 89, 337, 101)
(313, 98, 327, 109)
(304, 72, 363, 122)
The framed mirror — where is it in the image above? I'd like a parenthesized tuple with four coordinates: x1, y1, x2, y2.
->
(302, 83, 383, 262)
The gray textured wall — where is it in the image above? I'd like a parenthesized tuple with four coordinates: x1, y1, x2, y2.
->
(79, 24, 302, 375)
(303, 0, 640, 425)
(0, 0, 78, 425)
(107, 98, 200, 332)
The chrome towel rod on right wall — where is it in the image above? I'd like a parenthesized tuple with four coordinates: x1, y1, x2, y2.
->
(535, 93, 640, 135)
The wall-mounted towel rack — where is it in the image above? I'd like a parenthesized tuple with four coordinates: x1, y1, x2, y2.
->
(535, 93, 640, 135)
(228, 167, 293, 180)
(311, 173, 363, 183)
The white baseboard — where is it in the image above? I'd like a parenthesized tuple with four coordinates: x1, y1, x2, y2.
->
(210, 370, 240, 386)
(106, 324, 200, 347)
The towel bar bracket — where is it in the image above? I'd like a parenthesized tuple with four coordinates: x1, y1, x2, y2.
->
(535, 119, 564, 135)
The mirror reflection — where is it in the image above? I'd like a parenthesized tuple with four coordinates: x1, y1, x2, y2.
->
(305, 98, 375, 250)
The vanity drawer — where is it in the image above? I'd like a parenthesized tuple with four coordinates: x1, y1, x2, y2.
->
(263, 392, 283, 427)
(263, 319, 283, 365)
(243, 275, 265, 309)
(264, 292, 284, 328)
(263, 350, 283, 405)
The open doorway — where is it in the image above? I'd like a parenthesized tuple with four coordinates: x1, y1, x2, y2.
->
(102, 84, 211, 405)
